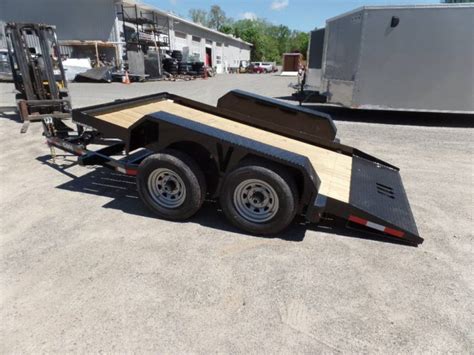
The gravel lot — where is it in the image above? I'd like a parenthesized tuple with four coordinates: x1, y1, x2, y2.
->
(1, 74, 473, 353)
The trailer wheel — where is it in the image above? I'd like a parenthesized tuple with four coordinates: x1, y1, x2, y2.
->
(137, 149, 206, 220)
(220, 162, 298, 235)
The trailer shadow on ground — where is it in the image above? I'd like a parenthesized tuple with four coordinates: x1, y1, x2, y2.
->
(37, 154, 410, 246)
(274, 96, 474, 128)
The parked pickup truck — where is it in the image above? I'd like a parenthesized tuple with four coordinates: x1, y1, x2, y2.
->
(250, 62, 275, 73)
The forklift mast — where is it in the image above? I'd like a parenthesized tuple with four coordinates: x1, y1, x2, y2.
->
(6, 23, 71, 132)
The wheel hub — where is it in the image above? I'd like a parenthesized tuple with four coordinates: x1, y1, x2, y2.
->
(233, 179, 279, 223)
(147, 168, 186, 208)
(249, 189, 267, 207)
(163, 177, 178, 193)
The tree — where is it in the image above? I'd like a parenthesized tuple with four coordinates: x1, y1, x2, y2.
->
(189, 9, 208, 26)
(267, 25, 291, 56)
(187, 6, 310, 63)
(291, 31, 309, 58)
(219, 24, 233, 34)
(233, 19, 264, 61)
(208, 5, 227, 30)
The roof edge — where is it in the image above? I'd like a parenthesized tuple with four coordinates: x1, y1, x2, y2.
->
(120, 0, 253, 46)
(326, 3, 474, 23)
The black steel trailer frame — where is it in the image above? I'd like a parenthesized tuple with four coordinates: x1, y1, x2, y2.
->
(43, 90, 423, 246)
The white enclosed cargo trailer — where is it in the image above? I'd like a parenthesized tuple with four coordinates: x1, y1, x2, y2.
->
(302, 4, 474, 114)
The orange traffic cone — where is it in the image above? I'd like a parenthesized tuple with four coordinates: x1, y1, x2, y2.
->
(122, 71, 131, 84)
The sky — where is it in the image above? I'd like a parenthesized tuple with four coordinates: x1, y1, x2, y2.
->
(147, 0, 439, 31)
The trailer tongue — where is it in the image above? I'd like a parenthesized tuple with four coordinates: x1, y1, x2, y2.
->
(42, 90, 422, 245)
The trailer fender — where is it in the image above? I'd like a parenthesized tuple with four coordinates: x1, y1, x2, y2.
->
(130, 112, 321, 210)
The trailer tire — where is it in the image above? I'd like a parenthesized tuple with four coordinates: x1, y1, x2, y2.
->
(137, 149, 206, 220)
(220, 162, 298, 235)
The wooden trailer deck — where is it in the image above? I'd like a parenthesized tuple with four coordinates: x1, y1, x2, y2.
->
(95, 100, 352, 203)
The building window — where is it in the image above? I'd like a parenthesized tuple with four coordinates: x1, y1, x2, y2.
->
(175, 31, 186, 39)
(192, 36, 201, 42)
(216, 42, 222, 47)
(205, 39, 212, 45)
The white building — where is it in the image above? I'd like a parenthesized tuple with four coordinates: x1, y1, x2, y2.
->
(168, 13, 251, 73)
(0, 0, 252, 73)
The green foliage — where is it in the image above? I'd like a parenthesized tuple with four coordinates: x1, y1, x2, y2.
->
(189, 9, 208, 26)
(291, 31, 309, 56)
(208, 5, 227, 30)
(219, 24, 234, 34)
(189, 5, 233, 31)
(232, 18, 308, 63)
(189, 5, 309, 63)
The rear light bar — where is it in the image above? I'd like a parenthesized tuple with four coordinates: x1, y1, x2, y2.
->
(349, 215, 405, 238)
(115, 166, 137, 176)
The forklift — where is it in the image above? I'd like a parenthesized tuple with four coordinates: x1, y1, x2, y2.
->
(5, 23, 72, 132)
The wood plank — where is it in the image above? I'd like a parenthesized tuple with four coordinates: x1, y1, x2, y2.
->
(95, 112, 138, 128)
(95, 100, 352, 202)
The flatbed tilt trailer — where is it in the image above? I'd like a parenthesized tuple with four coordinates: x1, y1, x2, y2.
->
(43, 90, 423, 245)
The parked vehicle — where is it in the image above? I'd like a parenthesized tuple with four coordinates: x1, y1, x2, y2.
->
(38, 90, 422, 245)
(239, 60, 250, 73)
(260, 62, 276, 73)
(299, 4, 474, 113)
(249, 62, 265, 74)
(249, 62, 275, 73)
